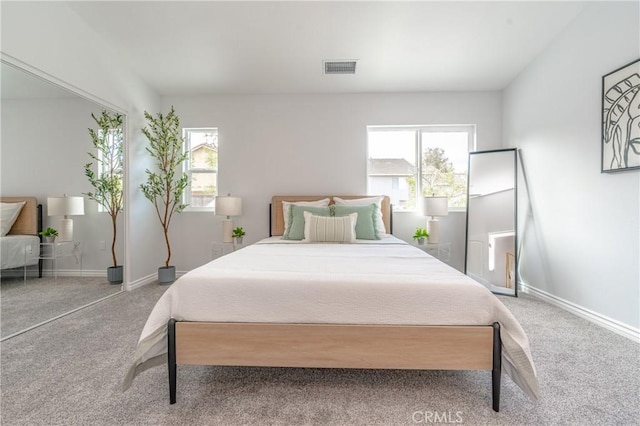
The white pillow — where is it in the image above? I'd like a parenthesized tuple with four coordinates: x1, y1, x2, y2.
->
(282, 198, 330, 235)
(333, 196, 386, 234)
(1, 201, 26, 236)
(303, 211, 357, 243)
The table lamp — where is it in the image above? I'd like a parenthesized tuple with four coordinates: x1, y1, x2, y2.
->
(215, 193, 242, 243)
(47, 195, 85, 242)
(424, 196, 448, 244)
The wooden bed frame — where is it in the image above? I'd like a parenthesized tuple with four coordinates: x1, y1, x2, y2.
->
(167, 195, 502, 411)
(0, 196, 43, 277)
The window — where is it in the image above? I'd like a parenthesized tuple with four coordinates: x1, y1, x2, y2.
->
(367, 125, 475, 212)
(183, 128, 218, 210)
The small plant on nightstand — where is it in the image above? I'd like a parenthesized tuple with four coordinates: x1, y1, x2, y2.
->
(413, 227, 429, 245)
(40, 227, 59, 243)
(232, 226, 246, 245)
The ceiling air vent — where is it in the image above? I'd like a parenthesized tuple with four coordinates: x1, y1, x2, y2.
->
(323, 60, 357, 75)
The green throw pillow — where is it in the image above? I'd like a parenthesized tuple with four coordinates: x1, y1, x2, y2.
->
(283, 205, 332, 240)
(332, 204, 380, 240)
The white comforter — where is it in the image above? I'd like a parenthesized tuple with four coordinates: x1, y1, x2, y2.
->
(124, 237, 539, 399)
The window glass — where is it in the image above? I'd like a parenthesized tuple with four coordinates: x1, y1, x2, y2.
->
(183, 128, 218, 210)
(367, 130, 416, 211)
(96, 128, 123, 213)
(421, 130, 470, 208)
(367, 126, 474, 211)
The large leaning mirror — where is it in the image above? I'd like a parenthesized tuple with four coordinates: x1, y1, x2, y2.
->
(0, 59, 125, 340)
(465, 148, 517, 296)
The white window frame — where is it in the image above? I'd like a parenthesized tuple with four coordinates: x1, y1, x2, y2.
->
(182, 127, 218, 212)
(366, 124, 476, 213)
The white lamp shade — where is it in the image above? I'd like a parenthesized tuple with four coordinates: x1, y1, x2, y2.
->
(47, 196, 85, 216)
(424, 196, 448, 217)
(215, 195, 242, 217)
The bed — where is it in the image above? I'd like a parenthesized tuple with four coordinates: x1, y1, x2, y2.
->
(124, 195, 539, 412)
(0, 197, 42, 278)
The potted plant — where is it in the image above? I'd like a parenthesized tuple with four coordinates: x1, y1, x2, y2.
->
(40, 227, 59, 243)
(413, 227, 429, 245)
(140, 106, 189, 284)
(84, 110, 124, 284)
(232, 226, 246, 245)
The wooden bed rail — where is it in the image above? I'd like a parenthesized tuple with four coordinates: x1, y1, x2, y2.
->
(167, 320, 502, 412)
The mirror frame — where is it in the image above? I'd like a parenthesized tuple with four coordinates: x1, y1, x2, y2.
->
(0, 54, 128, 340)
(464, 148, 518, 297)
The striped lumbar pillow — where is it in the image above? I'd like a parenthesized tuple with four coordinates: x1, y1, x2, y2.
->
(303, 211, 357, 243)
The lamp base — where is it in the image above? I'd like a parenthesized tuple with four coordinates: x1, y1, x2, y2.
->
(222, 219, 234, 243)
(58, 218, 74, 242)
(427, 218, 440, 244)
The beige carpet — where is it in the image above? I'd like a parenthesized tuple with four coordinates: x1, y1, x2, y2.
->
(1, 284, 638, 425)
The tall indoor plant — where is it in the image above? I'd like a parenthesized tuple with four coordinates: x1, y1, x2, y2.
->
(140, 106, 189, 283)
(84, 110, 124, 284)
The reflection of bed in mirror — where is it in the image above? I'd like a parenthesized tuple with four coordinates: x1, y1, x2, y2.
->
(0, 197, 42, 278)
(1, 57, 125, 341)
(465, 149, 518, 296)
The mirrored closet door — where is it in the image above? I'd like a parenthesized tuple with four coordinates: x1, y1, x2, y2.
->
(465, 148, 518, 296)
(0, 59, 126, 340)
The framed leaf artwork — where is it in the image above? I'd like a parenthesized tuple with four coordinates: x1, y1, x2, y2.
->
(602, 58, 640, 173)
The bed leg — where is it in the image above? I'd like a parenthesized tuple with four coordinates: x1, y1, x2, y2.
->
(168, 319, 177, 404)
(492, 322, 501, 412)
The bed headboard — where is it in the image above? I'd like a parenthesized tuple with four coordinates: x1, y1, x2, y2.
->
(0, 196, 40, 235)
(270, 195, 392, 236)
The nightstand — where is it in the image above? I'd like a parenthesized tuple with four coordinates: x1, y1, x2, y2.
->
(211, 241, 243, 260)
(39, 241, 82, 279)
(416, 242, 451, 262)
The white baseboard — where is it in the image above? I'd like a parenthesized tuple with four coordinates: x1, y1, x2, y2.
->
(520, 281, 640, 343)
(127, 273, 157, 291)
(42, 269, 106, 278)
(126, 269, 189, 291)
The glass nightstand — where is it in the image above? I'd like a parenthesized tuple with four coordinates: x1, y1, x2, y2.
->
(211, 241, 243, 260)
(39, 241, 82, 279)
(415, 242, 451, 262)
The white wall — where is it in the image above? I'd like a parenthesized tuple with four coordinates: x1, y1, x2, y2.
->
(504, 2, 640, 329)
(1, 2, 161, 286)
(162, 92, 503, 272)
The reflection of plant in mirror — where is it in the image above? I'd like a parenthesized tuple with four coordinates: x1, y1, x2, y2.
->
(84, 110, 124, 268)
(39, 227, 59, 237)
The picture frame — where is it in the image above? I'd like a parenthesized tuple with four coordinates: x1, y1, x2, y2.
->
(602, 58, 640, 173)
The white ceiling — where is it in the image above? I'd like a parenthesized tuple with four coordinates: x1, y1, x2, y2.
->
(69, 2, 587, 95)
